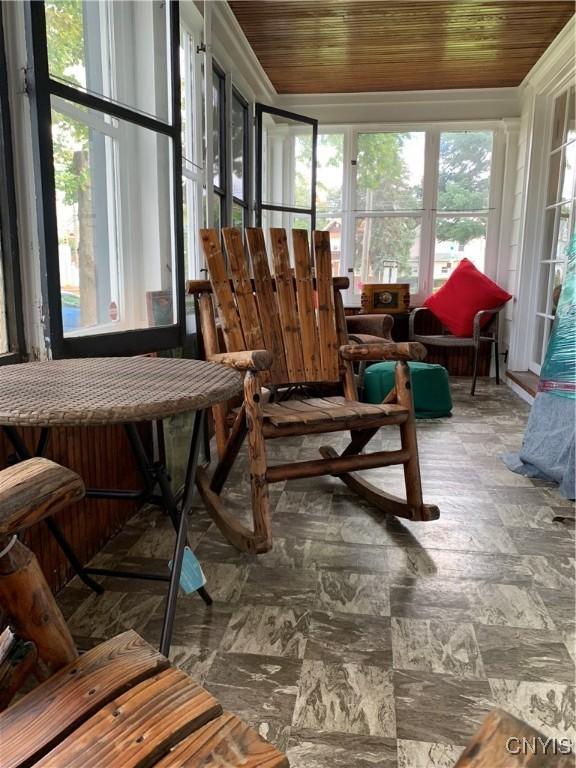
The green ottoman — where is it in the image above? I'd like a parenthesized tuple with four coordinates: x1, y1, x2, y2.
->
(364, 361, 452, 418)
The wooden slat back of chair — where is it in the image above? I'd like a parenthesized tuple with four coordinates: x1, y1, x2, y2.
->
(199, 227, 344, 386)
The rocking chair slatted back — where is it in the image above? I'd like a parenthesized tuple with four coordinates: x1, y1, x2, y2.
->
(243, 228, 289, 383)
(199, 227, 343, 387)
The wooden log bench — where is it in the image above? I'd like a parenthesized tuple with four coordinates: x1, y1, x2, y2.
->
(0, 458, 288, 768)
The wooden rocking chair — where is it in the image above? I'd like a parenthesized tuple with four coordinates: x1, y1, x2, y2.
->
(188, 228, 439, 554)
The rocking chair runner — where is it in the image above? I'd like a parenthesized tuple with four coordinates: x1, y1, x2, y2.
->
(188, 227, 439, 554)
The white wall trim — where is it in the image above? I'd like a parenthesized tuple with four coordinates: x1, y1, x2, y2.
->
(506, 378, 535, 406)
(275, 87, 520, 124)
(210, 1, 276, 103)
(520, 16, 576, 94)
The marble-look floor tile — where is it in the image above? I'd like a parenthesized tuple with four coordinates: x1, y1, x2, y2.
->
(306, 540, 389, 573)
(496, 504, 567, 530)
(143, 602, 232, 651)
(394, 669, 493, 745)
(392, 618, 485, 680)
(242, 566, 318, 606)
(527, 555, 576, 591)
(391, 519, 518, 555)
(169, 645, 217, 686)
(472, 583, 556, 630)
(127, 521, 204, 559)
(397, 740, 464, 768)
(67, 591, 163, 640)
(221, 605, 310, 658)
(505, 527, 575, 559)
(286, 730, 397, 768)
(56, 586, 93, 620)
(476, 625, 575, 684)
(390, 580, 473, 623)
(306, 612, 392, 666)
(292, 660, 396, 737)
(205, 652, 301, 752)
(201, 561, 249, 603)
(275, 489, 334, 517)
(535, 588, 575, 634)
(386, 548, 533, 585)
(316, 570, 390, 616)
(489, 678, 576, 741)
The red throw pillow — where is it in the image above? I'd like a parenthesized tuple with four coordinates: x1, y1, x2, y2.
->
(424, 258, 512, 337)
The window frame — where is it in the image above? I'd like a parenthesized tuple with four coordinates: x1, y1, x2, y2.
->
(318, 122, 504, 306)
(0, 9, 25, 364)
(212, 61, 227, 229)
(231, 87, 250, 229)
(25, 0, 185, 358)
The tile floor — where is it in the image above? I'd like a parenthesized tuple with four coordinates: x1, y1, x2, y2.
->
(57, 380, 576, 767)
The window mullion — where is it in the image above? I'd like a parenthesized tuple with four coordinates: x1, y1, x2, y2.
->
(421, 128, 439, 300)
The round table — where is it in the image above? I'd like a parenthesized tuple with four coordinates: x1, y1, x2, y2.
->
(0, 357, 242, 655)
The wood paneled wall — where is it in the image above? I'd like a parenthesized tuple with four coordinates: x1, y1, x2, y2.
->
(0, 425, 148, 593)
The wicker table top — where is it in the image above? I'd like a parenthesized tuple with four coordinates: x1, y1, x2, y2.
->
(0, 357, 242, 427)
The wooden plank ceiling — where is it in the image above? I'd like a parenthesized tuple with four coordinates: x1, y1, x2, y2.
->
(228, 1, 575, 93)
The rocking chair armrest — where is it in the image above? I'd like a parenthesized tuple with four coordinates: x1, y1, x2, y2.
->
(0, 458, 85, 537)
(207, 349, 273, 372)
(339, 341, 427, 362)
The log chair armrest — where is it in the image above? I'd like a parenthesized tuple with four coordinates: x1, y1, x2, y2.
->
(340, 341, 427, 362)
(207, 349, 273, 372)
(408, 306, 432, 340)
(346, 314, 394, 341)
(0, 458, 85, 537)
(472, 305, 505, 341)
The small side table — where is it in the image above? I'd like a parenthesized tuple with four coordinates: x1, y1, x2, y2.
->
(0, 357, 242, 655)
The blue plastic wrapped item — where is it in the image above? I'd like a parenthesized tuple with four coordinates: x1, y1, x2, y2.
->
(538, 234, 576, 399)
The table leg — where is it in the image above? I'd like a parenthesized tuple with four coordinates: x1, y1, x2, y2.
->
(124, 412, 212, 657)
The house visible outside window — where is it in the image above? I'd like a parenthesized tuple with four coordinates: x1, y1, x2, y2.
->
(309, 126, 499, 305)
(28, 0, 184, 356)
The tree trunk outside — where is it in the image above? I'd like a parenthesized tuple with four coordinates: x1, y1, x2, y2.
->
(74, 149, 97, 327)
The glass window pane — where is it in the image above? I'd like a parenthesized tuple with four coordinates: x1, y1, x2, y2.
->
(567, 86, 575, 145)
(316, 215, 342, 275)
(547, 149, 562, 206)
(556, 203, 572, 260)
(232, 202, 244, 229)
(46, 1, 170, 122)
(52, 101, 175, 336)
(316, 134, 344, 215)
(532, 315, 546, 366)
(0, 237, 8, 353)
(232, 94, 246, 201)
(537, 262, 553, 314)
(261, 113, 314, 209)
(213, 192, 222, 230)
(356, 132, 424, 211)
(560, 142, 576, 202)
(354, 217, 421, 295)
(212, 71, 222, 189)
(438, 131, 493, 212)
(433, 216, 487, 290)
(552, 91, 568, 150)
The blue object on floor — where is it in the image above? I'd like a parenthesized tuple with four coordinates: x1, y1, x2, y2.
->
(363, 361, 453, 418)
(169, 546, 206, 594)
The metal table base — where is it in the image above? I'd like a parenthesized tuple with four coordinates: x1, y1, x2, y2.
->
(3, 409, 211, 657)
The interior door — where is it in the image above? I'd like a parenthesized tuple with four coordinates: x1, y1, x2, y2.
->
(255, 104, 318, 235)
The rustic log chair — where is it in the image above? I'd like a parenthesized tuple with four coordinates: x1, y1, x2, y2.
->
(188, 227, 439, 555)
(0, 458, 288, 768)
